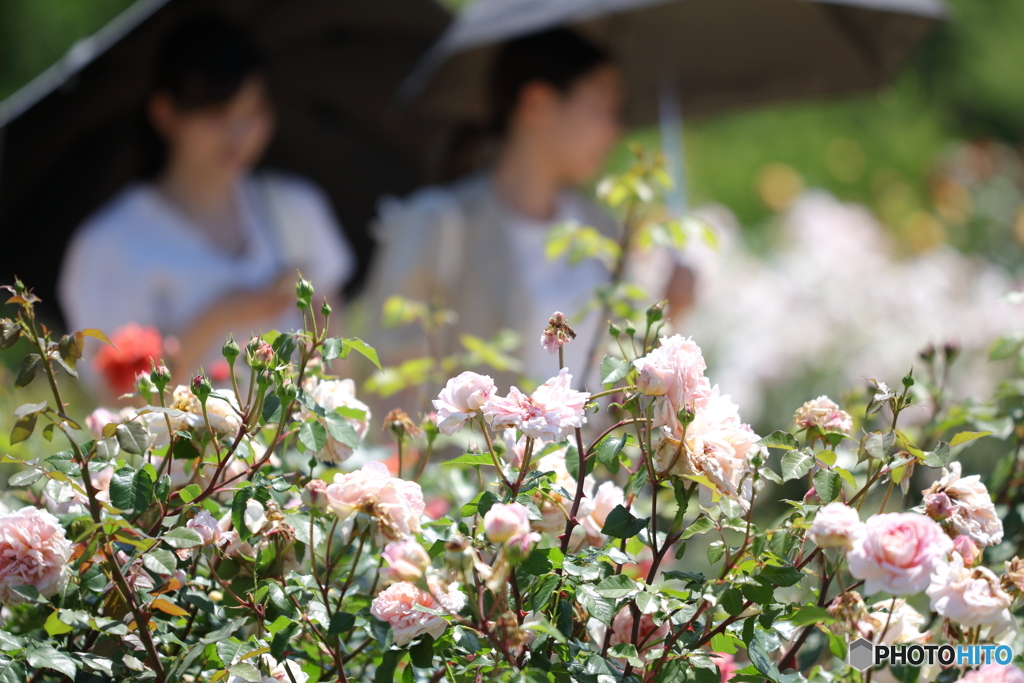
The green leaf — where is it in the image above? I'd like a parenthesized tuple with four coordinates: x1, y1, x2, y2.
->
(232, 488, 254, 541)
(757, 430, 798, 450)
(328, 612, 356, 637)
(741, 579, 776, 605)
(950, 431, 992, 448)
(594, 574, 636, 599)
(227, 662, 262, 682)
(322, 338, 344, 362)
(43, 611, 72, 636)
(813, 469, 842, 504)
(789, 605, 835, 626)
(460, 490, 499, 518)
(443, 453, 495, 467)
(376, 649, 403, 683)
(923, 442, 952, 468)
(178, 484, 202, 504)
(130, 468, 154, 513)
(990, 336, 1024, 361)
(528, 574, 560, 612)
(109, 466, 136, 510)
(298, 420, 327, 453)
(680, 516, 714, 540)
(324, 412, 359, 448)
(26, 644, 77, 679)
(577, 585, 615, 626)
(14, 354, 39, 388)
(759, 564, 803, 587)
(342, 337, 381, 369)
(143, 549, 178, 576)
(410, 635, 434, 668)
(9, 414, 36, 445)
(781, 449, 815, 482)
(601, 504, 649, 539)
(710, 632, 740, 655)
(173, 438, 201, 460)
(600, 356, 631, 385)
(115, 421, 150, 455)
(595, 433, 627, 473)
(161, 527, 204, 549)
(720, 588, 745, 616)
(7, 469, 40, 487)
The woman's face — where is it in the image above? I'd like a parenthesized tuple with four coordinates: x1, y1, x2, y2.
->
(150, 76, 275, 179)
(546, 65, 624, 184)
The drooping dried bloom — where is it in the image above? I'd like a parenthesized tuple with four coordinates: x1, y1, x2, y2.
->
(848, 512, 953, 595)
(483, 368, 589, 441)
(432, 371, 496, 435)
(927, 551, 1014, 633)
(540, 311, 576, 356)
(484, 503, 532, 544)
(579, 481, 625, 548)
(808, 502, 865, 550)
(793, 395, 853, 434)
(324, 462, 424, 543)
(300, 379, 371, 464)
(0, 507, 72, 605)
(608, 605, 670, 659)
(633, 335, 712, 431)
(1002, 556, 1024, 595)
(381, 539, 432, 582)
(370, 582, 452, 646)
(93, 323, 164, 395)
(922, 462, 1003, 547)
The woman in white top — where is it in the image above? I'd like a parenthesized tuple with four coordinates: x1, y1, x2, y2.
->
(59, 16, 353, 397)
(364, 30, 692, 387)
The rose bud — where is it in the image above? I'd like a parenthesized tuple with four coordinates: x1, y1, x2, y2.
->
(953, 535, 981, 567)
(381, 539, 431, 582)
(302, 479, 328, 510)
(925, 491, 956, 522)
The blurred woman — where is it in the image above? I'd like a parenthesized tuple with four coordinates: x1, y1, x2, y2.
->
(365, 29, 624, 385)
(59, 16, 353, 397)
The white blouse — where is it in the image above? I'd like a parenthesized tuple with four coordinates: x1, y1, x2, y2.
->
(59, 172, 353, 380)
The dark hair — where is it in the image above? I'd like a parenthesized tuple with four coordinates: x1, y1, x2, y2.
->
(489, 29, 610, 136)
(153, 15, 264, 111)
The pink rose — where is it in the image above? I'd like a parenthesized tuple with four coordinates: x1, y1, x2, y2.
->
(325, 462, 425, 543)
(633, 335, 712, 431)
(370, 582, 450, 646)
(381, 539, 432, 582)
(302, 479, 328, 510)
(847, 513, 953, 595)
(580, 481, 625, 547)
(808, 503, 864, 550)
(85, 407, 119, 439)
(922, 462, 1003, 547)
(958, 665, 1024, 683)
(188, 509, 222, 546)
(483, 369, 589, 441)
(953, 535, 981, 567)
(793, 395, 853, 433)
(433, 372, 496, 435)
(0, 507, 72, 605)
(484, 503, 531, 543)
(927, 551, 1013, 632)
(608, 605, 670, 659)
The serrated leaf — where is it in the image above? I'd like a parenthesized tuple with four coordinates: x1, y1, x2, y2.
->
(143, 549, 178, 576)
(152, 598, 189, 617)
(7, 468, 41, 486)
(757, 430, 798, 450)
(594, 574, 636, 599)
(459, 490, 498, 518)
(130, 468, 154, 513)
(923, 442, 952, 468)
(789, 605, 835, 626)
(950, 431, 992, 448)
(116, 421, 149, 455)
(26, 644, 76, 679)
(600, 356, 631, 385)
(43, 611, 72, 636)
(680, 516, 714, 540)
(14, 354, 39, 388)
(178, 484, 202, 504)
(109, 466, 135, 510)
(342, 338, 381, 369)
(601, 504, 648, 539)
(577, 585, 615, 626)
(162, 527, 204, 549)
(759, 564, 803, 587)
(13, 401, 46, 419)
(227, 662, 261, 682)
(720, 588, 744, 616)
(781, 450, 815, 482)
(9, 414, 36, 445)
(813, 469, 841, 504)
(443, 453, 495, 467)
(323, 412, 359, 448)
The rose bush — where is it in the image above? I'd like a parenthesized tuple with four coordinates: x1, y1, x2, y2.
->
(0, 152, 1020, 683)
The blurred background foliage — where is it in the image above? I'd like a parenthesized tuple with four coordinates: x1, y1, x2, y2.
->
(3, 0, 1023, 256)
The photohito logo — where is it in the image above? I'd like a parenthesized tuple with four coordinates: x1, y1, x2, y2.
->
(848, 638, 1014, 671)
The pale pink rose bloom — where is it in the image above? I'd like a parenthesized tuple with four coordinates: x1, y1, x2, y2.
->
(953, 535, 981, 566)
(244, 500, 268, 535)
(793, 395, 853, 434)
(483, 369, 589, 441)
(188, 510, 222, 546)
(710, 652, 737, 682)
(170, 385, 242, 436)
(580, 481, 625, 547)
(484, 503, 532, 543)
(325, 462, 425, 543)
(298, 379, 371, 464)
(927, 552, 1014, 632)
(922, 462, 1003, 547)
(371, 582, 450, 646)
(855, 599, 928, 644)
(381, 539, 431, 582)
(958, 665, 1024, 683)
(0, 507, 72, 605)
(530, 450, 593, 536)
(85, 407, 119, 439)
(633, 335, 712, 431)
(609, 605, 671, 658)
(654, 388, 762, 512)
(432, 372, 496, 435)
(266, 657, 308, 683)
(302, 479, 328, 510)
(808, 503, 865, 550)
(426, 576, 468, 614)
(848, 512, 953, 595)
